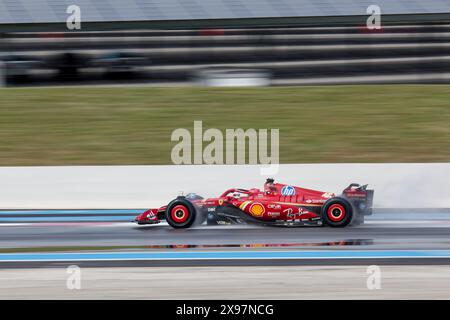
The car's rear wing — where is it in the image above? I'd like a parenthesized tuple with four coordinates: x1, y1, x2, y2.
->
(343, 183, 374, 215)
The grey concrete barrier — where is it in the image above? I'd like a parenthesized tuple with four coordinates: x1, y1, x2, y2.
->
(0, 163, 449, 209)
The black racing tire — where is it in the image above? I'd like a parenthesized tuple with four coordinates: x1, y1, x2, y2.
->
(165, 197, 197, 229)
(321, 197, 353, 227)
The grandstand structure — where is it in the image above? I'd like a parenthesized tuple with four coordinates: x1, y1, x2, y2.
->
(0, 0, 449, 86)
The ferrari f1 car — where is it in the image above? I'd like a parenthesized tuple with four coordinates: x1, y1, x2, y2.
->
(135, 179, 374, 228)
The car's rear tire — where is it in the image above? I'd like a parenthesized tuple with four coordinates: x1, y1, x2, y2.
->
(165, 197, 197, 229)
(321, 197, 353, 227)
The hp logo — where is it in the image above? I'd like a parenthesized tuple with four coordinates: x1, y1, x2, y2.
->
(281, 185, 296, 196)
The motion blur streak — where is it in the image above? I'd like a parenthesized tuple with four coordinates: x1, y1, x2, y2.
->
(2, 24, 450, 86)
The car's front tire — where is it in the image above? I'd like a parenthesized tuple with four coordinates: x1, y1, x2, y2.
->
(321, 197, 353, 227)
(165, 197, 197, 229)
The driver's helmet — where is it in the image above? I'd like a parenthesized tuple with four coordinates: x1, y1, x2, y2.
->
(264, 178, 277, 194)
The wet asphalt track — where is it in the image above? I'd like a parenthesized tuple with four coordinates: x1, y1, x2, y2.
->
(1, 214, 450, 267)
(0, 220, 449, 249)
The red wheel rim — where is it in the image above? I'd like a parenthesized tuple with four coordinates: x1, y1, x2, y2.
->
(327, 204, 346, 222)
(171, 205, 189, 223)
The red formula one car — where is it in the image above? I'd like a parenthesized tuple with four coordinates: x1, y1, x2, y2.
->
(135, 178, 374, 228)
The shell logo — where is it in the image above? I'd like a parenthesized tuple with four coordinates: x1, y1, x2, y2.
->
(249, 203, 265, 217)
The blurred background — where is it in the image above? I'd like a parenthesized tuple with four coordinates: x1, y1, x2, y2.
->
(0, 1, 449, 166)
(1, 1, 450, 300)
(0, 0, 450, 87)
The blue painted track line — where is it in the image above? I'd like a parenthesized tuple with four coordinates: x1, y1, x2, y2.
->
(1, 250, 450, 262)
